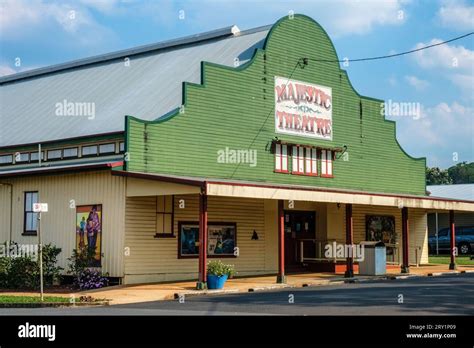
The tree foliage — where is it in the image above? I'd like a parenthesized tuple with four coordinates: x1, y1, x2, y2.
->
(426, 162, 473, 185)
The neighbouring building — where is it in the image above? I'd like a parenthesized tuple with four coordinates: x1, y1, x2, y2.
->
(1, 15, 473, 286)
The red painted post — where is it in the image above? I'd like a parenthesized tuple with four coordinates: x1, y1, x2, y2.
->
(277, 200, 286, 283)
(401, 207, 410, 274)
(344, 203, 354, 278)
(449, 210, 456, 270)
(197, 193, 208, 289)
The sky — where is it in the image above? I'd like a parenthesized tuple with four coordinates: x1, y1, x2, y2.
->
(0, 0, 473, 169)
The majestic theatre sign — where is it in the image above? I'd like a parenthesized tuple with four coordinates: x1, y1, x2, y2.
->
(274, 76, 332, 140)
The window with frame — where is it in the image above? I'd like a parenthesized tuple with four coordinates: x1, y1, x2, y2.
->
(154, 195, 174, 238)
(82, 145, 98, 156)
(47, 149, 62, 160)
(119, 142, 125, 152)
(63, 147, 78, 158)
(292, 145, 305, 174)
(16, 153, 29, 163)
(99, 143, 115, 154)
(30, 151, 44, 162)
(274, 143, 288, 173)
(304, 147, 318, 175)
(24, 191, 39, 235)
(0, 154, 13, 165)
(320, 149, 333, 177)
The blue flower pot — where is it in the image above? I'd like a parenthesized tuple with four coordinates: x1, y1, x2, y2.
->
(207, 274, 228, 289)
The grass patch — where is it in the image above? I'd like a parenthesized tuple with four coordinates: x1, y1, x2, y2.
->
(429, 255, 474, 266)
(0, 295, 70, 303)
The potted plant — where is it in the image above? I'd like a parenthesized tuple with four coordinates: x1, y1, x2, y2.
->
(206, 260, 235, 289)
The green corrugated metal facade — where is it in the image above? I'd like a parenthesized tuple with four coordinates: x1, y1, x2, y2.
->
(126, 15, 426, 195)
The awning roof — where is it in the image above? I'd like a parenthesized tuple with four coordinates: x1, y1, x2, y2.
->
(112, 171, 474, 212)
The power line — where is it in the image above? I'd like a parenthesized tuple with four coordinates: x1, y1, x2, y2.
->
(307, 32, 473, 63)
(229, 61, 301, 179)
(228, 32, 473, 179)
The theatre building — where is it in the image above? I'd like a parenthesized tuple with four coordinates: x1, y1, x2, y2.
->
(1, 15, 472, 287)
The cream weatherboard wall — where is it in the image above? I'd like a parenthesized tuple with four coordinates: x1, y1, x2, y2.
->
(124, 195, 267, 284)
(352, 205, 428, 266)
(0, 171, 126, 277)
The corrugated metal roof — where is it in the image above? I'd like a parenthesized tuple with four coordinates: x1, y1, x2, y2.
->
(0, 25, 270, 148)
(427, 184, 474, 202)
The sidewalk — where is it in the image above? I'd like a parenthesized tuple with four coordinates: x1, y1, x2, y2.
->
(1, 264, 473, 305)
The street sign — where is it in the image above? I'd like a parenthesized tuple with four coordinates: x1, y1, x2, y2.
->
(33, 203, 48, 212)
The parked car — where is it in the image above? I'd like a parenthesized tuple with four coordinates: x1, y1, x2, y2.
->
(428, 226, 474, 255)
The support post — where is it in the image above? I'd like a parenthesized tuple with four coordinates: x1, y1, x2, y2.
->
(449, 210, 457, 270)
(196, 193, 208, 290)
(401, 207, 410, 274)
(344, 203, 354, 278)
(37, 212, 44, 301)
(276, 200, 286, 283)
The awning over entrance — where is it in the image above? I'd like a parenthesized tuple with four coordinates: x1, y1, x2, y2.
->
(112, 171, 474, 212)
(113, 170, 472, 287)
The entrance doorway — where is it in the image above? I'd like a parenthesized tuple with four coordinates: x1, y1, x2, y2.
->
(284, 211, 316, 272)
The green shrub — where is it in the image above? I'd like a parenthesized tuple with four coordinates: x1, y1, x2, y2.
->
(0, 241, 62, 289)
(207, 260, 235, 277)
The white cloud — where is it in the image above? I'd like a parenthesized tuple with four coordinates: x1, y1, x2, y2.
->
(395, 101, 473, 167)
(437, 0, 474, 31)
(412, 39, 474, 96)
(0, 0, 115, 45)
(412, 39, 474, 70)
(174, 0, 408, 38)
(405, 75, 429, 91)
(0, 65, 16, 77)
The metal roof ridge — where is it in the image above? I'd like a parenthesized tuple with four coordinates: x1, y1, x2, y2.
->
(0, 24, 270, 85)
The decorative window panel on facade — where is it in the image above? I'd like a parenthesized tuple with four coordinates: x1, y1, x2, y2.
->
(305, 147, 318, 175)
(274, 144, 288, 173)
(292, 146, 305, 174)
(321, 149, 333, 177)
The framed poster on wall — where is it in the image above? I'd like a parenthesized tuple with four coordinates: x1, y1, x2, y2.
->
(76, 205, 102, 267)
(207, 223, 236, 256)
(366, 215, 396, 244)
(178, 222, 236, 258)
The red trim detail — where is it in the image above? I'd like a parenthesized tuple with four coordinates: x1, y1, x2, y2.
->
(402, 207, 409, 270)
(198, 194, 208, 283)
(345, 204, 354, 275)
(449, 210, 456, 266)
(278, 200, 285, 279)
(107, 161, 124, 168)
